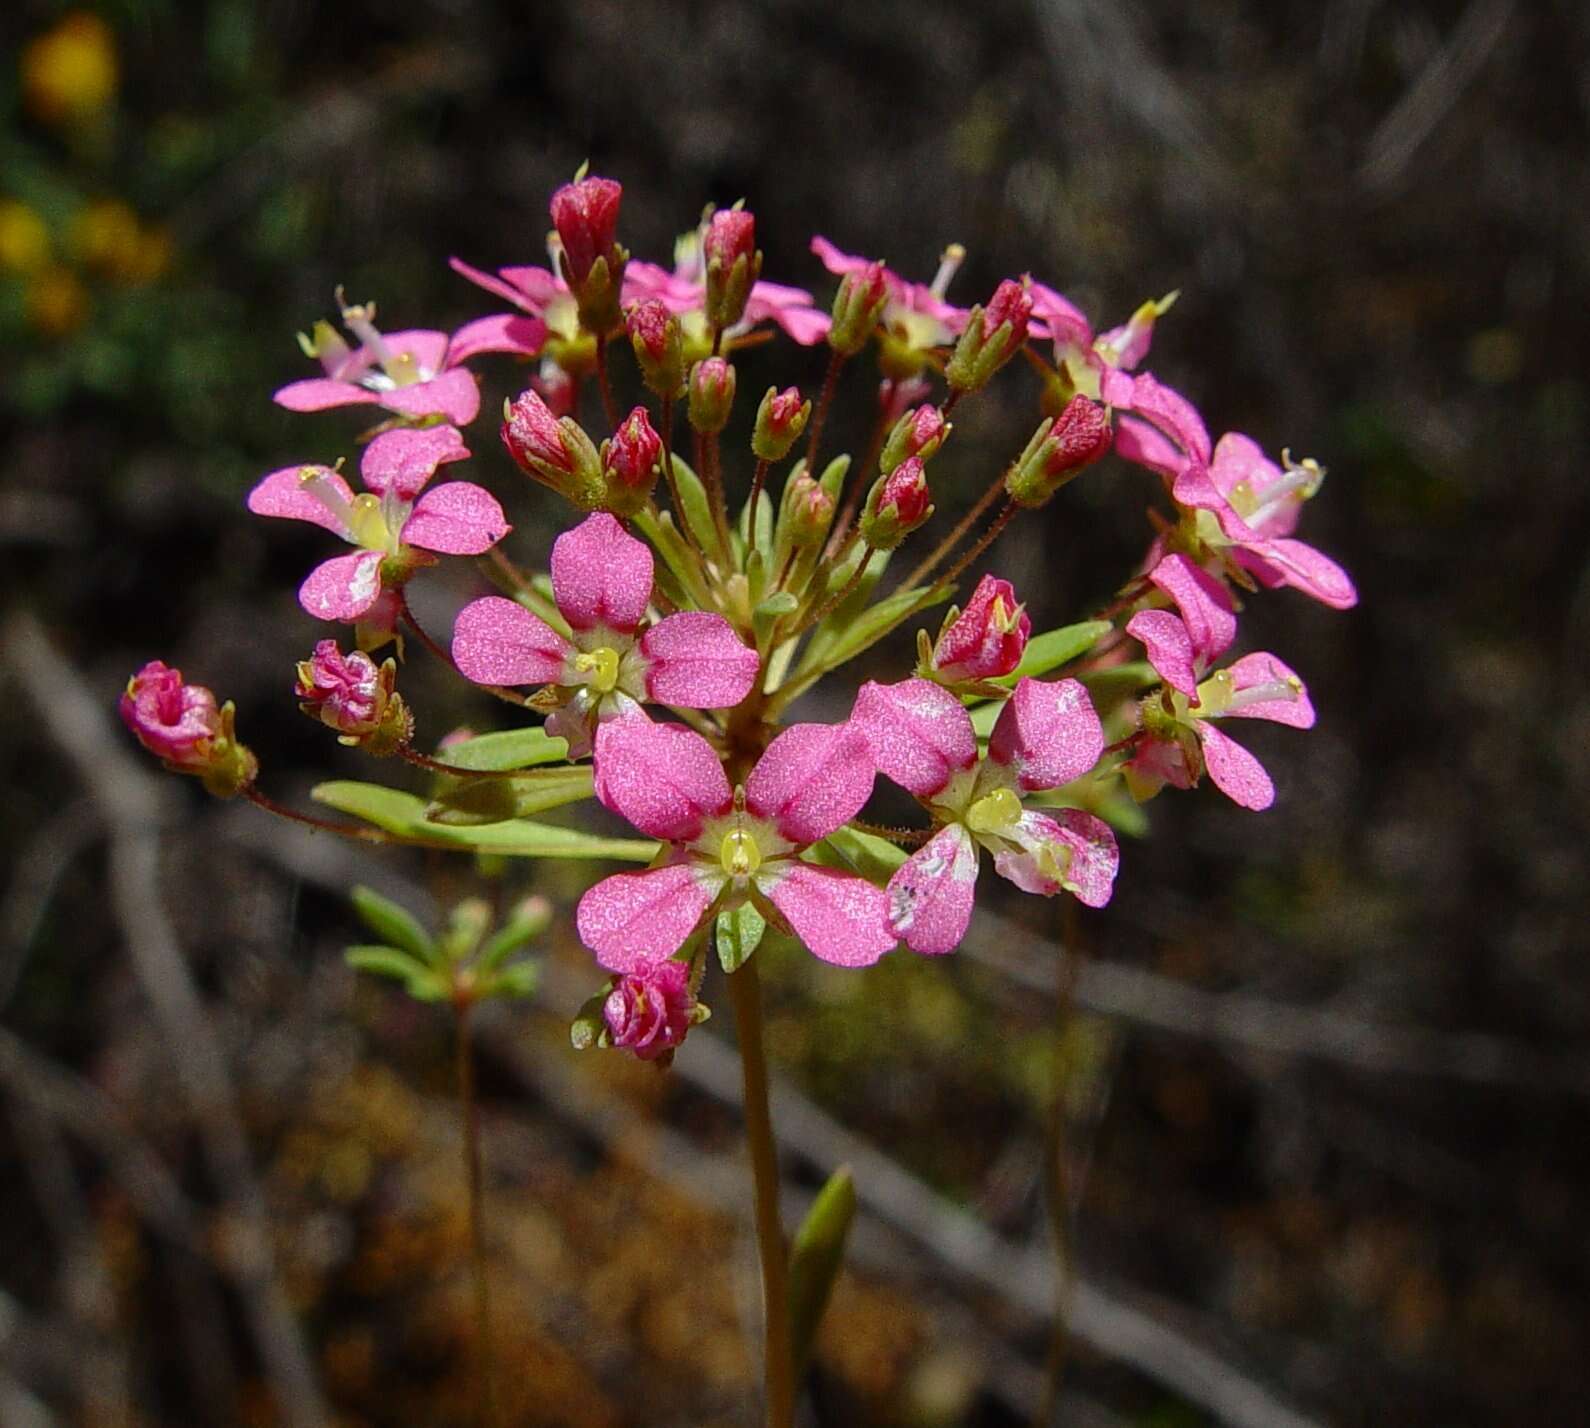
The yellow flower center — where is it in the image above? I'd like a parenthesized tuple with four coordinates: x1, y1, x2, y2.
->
(573, 647, 621, 694)
(965, 786, 1022, 838)
(347, 493, 393, 552)
(718, 828, 762, 878)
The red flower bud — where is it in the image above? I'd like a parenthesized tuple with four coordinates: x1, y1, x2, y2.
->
(879, 403, 948, 473)
(687, 356, 736, 434)
(705, 208, 756, 269)
(1044, 394, 1112, 477)
(752, 385, 810, 461)
(550, 175, 622, 287)
(606, 406, 662, 490)
(930, 575, 1031, 683)
(502, 388, 572, 475)
(982, 278, 1033, 353)
(860, 455, 933, 549)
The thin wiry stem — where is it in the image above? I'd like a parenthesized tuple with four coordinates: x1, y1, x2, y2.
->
(898, 469, 1006, 592)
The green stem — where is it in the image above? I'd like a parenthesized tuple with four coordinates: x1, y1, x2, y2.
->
(455, 998, 496, 1428)
(728, 959, 794, 1428)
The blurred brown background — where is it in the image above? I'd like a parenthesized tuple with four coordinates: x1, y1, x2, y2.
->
(2, 1, 1587, 1424)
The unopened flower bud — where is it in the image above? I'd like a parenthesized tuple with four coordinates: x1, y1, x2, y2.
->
(703, 207, 762, 332)
(626, 299, 685, 398)
(602, 958, 698, 1062)
(502, 388, 604, 509)
(120, 660, 257, 797)
(1006, 395, 1112, 507)
(930, 575, 1031, 682)
(946, 278, 1033, 394)
(879, 403, 948, 474)
(687, 357, 736, 434)
(828, 260, 890, 356)
(602, 405, 662, 515)
(296, 640, 413, 754)
(778, 468, 836, 551)
(752, 386, 810, 462)
(550, 173, 627, 334)
(859, 455, 933, 549)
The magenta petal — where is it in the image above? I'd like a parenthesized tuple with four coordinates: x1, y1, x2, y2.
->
(987, 678, 1105, 792)
(447, 313, 548, 363)
(850, 678, 977, 799)
(885, 823, 979, 955)
(1207, 432, 1277, 504)
(247, 464, 356, 537)
(1101, 369, 1211, 463)
(402, 482, 510, 555)
(1239, 539, 1358, 610)
(745, 721, 877, 847)
(449, 257, 540, 310)
(451, 597, 570, 686)
(273, 378, 380, 412)
(1223, 652, 1316, 727)
(550, 512, 654, 635)
(639, 612, 760, 708)
(592, 715, 732, 842)
(1113, 414, 1187, 481)
(298, 550, 384, 622)
(380, 369, 480, 425)
(577, 863, 722, 971)
(383, 329, 450, 374)
(759, 861, 895, 968)
(1127, 610, 1199, 696)
(994, 810, 1118, 908)
(1197, 724, 1274, 810)
(1170, 462, 1260, 542)
(360, 425, 468, 500)
(1147, 555, 1235, 665)
(809, 235, 873, 276)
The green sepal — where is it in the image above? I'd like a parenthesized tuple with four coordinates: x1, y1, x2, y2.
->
(344, 945, 448, 1001)
(312, 782, 657, 861)
(349, 885, 434, 960)
(787, 1165, 856, 1377)
(570, 989, 612, 1051)
(425, 765, 595, 825)
(715, 902, 766, 974)
(429, 727, 570, 772)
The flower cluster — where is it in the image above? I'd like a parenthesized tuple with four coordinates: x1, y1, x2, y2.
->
(122, 170, 1356, 1063)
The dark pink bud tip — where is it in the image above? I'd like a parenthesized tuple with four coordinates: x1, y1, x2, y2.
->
(550, 175, 623, 285)
(705, 208, 756, 267)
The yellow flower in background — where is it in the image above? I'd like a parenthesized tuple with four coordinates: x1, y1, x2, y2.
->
(21, 13, 119, 125)
(26, 265, 90, 337)
(71, 197, 170, 283)
(0, 200, 52, 275)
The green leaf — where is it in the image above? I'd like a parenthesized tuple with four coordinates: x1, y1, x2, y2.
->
(1077, 660, 1159, 699)
(752, 590, 799, 648)
(425, 765, 595, 825)
(793, 579, 950, 681)
(989, 620, 1112, 686)
(484, 961, 541, 1000)
(349, 885, 434, 959)
(668, 452, 726, 565)
(970, 699, 1003, 740)
(787, 1165, 856, 1377)
(739, 484, 774, 561)
(632, 504, 711, 607)
(812, 826, 909, 882)
(311, 782, 658, 861)
(430, 727, 569, 772)
(344, 945, 447, 1001)
(476, 897, 553, 974)
(570, 990, 611, 1051)
(715, 903, 766, 974)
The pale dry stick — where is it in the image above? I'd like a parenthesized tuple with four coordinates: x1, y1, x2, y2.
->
(3, 614, 331, 1428)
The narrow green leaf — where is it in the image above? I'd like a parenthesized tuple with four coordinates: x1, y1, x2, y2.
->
(349, 886, 433, 958)
(795, 579, 950, 680)
(632, 504, 711, 607)
(425, 765, 595, 825)
(989, 620, 1112, 686)
(475, 897, 553, 974)
(430, 727, 569, 772)
(715, 903, 766, 973)
(314, 782, 434, 835)
(738, 485, 774, 561)
(1077, 660, 1159, 698)
(344, 945, 447, 1001)
(484, 961, 541, 999)
(668, 452, 726, 565)
(812, 826, 909, 882)
(788, 1166, 856, 1377)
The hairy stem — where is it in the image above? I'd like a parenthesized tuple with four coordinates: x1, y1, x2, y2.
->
(728, 959, 794, 1428)
(935, 499, 1018, 590)
(823, 389, 893, 560)
(803, 347, 845, 476)
(898, 469, 1006, 592)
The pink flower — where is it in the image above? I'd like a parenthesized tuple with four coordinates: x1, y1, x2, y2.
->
(859, 455, 933, 549)
(120, 661, 257, 796)
(929, 575, 1031, 684)
(604, 406, 662, 495)
(849, 679, 1110, 940)
(577, 716, 892, 969)
(295, 640, 412, 751)
(851, 677, 1116, 955)
(1109, 388, 1358, 610)
(248, 425, 510, 626)
(1123, 598, 1314, 812)
(274, 298, 530, 427)
(1027, 284, 1176, 390)
(550, 175, 623, 288)
(603, 958, 697, 1061)
(810, 238, 969, 371)
(450, 513, 759, 756)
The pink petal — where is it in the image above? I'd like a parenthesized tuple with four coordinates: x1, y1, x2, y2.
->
(577, 863, 723, 971)
(1196, 723, 1274, 810)
(639, 612, 760, 708)
(273, 378, 380, 412)
(298, 550, 384, 622)
(758, 861, 895, 968)
(1125, 737, 1194, 794)
(550, 512, 654, 635)
(987, 678, 1105, 791)
(446, 313, 547, 363)
(1236, 539, 1358, 610)
(401, 482, 510, 555)
(1147, 554, 1235, 665)
(1223, 652, 1316, 728)
(1207, 432, 1279, 505)
(1100, 369, 1211, 464)
(850, 678, 977, 799)
(809, 235, 873, 276)
(382, 329, 450, 375)
(1126, 610, 1199, 695)
(1170, 461, 1259, 542)
(885, 823, 980, 955)
(745, 721, 877, 848)
(592, 715, 732, 842)
(1027, 280, 1094, 348)
(992, 810, 1118, 908)
(450, 257, 540, 310)
(1113, 414, 1188, 481)
(247, 464, 356, 537)
(359, 425, 468, 500)
(451, 596, 572, 686)
(378, 368, 480, 425)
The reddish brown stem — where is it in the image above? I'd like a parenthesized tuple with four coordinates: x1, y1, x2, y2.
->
(593, 333, 619, 432)
(803, 347, 846, 475)
(898, 470, 1006, 591)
